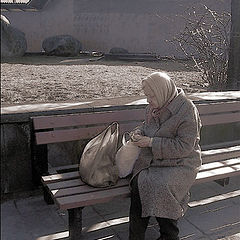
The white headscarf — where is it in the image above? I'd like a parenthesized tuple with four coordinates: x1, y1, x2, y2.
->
(143, 72, 178, 109)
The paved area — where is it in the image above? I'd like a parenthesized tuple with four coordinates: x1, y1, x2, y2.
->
(1, 175, 240, 240)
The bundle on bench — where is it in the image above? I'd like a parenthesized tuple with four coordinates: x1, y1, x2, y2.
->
(32, 100, 240, 240)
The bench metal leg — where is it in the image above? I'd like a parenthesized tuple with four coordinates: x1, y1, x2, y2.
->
(68, 207, 83, 240)
(215, 177, 230, 186)
(43, 185, 54, 205)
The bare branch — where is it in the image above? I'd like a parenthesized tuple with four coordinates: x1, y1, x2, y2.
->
(171, 5, 231, 89)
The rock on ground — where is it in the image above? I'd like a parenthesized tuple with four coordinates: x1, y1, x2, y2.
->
(42, 35, 82, 57)
(1, 15, 27, 58)
(109, 47, 129, 54)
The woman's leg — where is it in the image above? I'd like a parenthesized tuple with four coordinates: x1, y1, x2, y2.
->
(156, 217, 179, 240)
(129, 175, 150, 240)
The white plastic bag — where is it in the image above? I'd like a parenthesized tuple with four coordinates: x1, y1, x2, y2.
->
(115, 132, 141, 178)
(79, 122, 119, 187)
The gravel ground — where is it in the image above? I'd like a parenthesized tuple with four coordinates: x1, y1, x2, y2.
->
(1, 55, 207, 105)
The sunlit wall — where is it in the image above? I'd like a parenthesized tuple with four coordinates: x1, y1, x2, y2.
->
(2, 0, 230, 56)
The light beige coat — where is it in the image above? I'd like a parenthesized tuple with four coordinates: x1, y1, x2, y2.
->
(131, 89, 202, 220)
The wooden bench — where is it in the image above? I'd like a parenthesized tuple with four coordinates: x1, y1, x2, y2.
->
(31, 100, 240, 240)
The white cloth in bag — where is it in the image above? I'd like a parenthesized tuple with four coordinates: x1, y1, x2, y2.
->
(115, 132, 141, 178)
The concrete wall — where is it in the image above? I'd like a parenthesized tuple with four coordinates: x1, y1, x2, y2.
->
(2, 0, 230, 55)
(1, 93, 240, 196)
(1, 122, 32, 194)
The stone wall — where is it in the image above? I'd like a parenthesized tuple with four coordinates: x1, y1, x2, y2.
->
(1, 122, 32, 194)
(2, 0, 230, 55)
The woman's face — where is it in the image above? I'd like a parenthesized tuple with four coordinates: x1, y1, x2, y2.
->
(142, 82, 158, 108)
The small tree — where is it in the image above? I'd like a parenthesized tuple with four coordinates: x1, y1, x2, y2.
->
(172, 5, 231, 89)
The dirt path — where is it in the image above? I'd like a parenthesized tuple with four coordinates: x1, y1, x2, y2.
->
(1, 55, 206, 105)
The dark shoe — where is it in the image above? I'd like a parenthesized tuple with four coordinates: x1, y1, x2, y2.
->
(156, 217, 179, 240)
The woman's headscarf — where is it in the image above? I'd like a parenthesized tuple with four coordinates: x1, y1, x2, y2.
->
(143, 72, 178, 109)
(143, 72, 178, 123)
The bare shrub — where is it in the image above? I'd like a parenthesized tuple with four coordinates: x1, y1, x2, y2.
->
(172, 5, 231, 89)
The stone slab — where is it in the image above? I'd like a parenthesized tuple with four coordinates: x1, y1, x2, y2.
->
(1, 92, 240, 123)
(219, 233, 240, 240)
(185, 204, 240, 236)
(1, 201, 34, 240)
(1, 183, 240, 240)
(93, 198, 130, 216)
(177, 218, 205, 240)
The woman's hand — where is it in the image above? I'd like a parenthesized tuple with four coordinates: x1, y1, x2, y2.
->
(132, 135, 152, 148)
(130, 129, 142, 140)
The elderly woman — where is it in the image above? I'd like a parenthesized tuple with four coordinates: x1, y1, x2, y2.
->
(129, 72, 202, 240)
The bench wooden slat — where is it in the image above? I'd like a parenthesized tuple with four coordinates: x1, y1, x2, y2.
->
(53, 164, 79, 173)
(32, 101, 240, 130)
(44, 158, 239, 198)
(32, 101, 240, 145)
(51, 179, 129, 198)
(202, 146, 240, 163)
(47, 179, 85, 190)
(55, 163, 240, 210)
(41, 146, 240, 188)
(199, 158, 240, 172)
(201, 140, 240, 151)
(35, 113, 240, 145)
(200, 112, 240, 126)
(196, 101, 240, 114)
(56, 186, 131, 210)
(36, 126, 107, 144)
(42, 172, 80, 184)
(188, 189, 240, 207)
(195, 164, 240, 184)
(35, 122, 141, 144)
(44, 158, 239, 187)
(33, 109, 145, 130)
(51, 145, 239, 173)
(33, 106, 240, 133)
(51, 160, 239, 198)
(41, 148, 240, 184)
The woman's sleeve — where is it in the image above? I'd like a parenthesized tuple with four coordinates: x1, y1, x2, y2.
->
(131, 106, 149, 135)
(151, 106, 201, 159)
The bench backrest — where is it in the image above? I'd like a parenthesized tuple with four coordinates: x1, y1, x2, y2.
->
(32, 101, 240, 145)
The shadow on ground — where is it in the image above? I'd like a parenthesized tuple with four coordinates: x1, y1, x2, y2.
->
(1, 54, 196, 72)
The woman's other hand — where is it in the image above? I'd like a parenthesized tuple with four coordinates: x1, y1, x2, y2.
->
(130, 129, 142, 141)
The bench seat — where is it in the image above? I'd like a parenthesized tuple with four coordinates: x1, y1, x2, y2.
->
(43, 160, 240, 210)
(42, 145, 240, 210)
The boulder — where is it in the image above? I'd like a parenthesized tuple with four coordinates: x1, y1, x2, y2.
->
(28, 0, 48, 9)
(109, 47, 128, 54)
(1, 15, 27, 58)
(42, 35, 82, 56)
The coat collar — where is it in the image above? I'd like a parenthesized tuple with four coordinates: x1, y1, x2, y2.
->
(166, 88, 186, 115)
